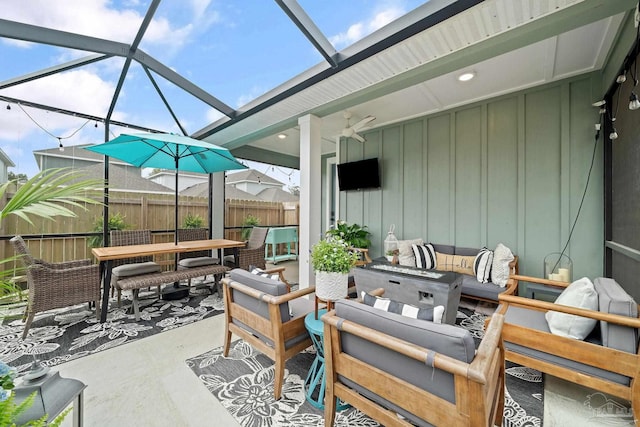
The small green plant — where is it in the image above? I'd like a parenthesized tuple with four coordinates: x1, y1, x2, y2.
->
(240, 214, 260, 241)
(183, 213, 204, 229)
(88, 212, 128, 248)
(325, 220, 371, 249)
(310, 238, 360, 274)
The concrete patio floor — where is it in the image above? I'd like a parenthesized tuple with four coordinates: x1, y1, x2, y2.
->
(53, 259, 301, 427)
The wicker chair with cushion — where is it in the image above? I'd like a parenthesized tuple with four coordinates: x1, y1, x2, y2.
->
(109, 230, 162, 304)
(10, 236, 101, 339)
(221, 268, 316, 399)
(177, 228, 220, 286)
(224, 226, 269, 270)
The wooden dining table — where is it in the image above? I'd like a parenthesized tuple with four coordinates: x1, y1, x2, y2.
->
(92, 238, 246, 322)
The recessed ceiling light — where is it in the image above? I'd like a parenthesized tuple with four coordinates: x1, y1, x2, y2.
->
(458, 72, 475, 82)
(277, 133, 287, 139)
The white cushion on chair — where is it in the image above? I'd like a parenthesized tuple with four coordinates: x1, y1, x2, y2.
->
(545, 277, 598, 340)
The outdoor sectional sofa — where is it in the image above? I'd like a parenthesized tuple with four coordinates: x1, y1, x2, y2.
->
(362, 241, 519, 304)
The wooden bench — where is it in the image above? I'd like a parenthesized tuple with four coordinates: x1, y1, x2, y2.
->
(116, 264, 229, 320)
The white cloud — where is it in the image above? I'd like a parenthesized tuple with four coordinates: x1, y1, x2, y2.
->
(0, 0, 197, 54)
(330, 6, 406, 49)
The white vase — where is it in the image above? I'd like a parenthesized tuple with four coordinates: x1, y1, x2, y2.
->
(315, 271, 349, 301)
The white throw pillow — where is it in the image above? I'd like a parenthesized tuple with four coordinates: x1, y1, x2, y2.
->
(545, 277, 599, 340)
(491, 243, 514, 287)
(397, 238, 423, 266)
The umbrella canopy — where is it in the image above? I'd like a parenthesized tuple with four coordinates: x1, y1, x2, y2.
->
(84, 132, 246, 174)
(85, 132, 247, 245)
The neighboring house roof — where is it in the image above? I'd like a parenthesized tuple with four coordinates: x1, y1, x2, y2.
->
(181, 182, 261, 201)
(256, 187, 299, 203)
(33, 144, 132, 168)
(0, 148, 15, 167)
(78, 163, 173, 194)
(226, 169, 284, 186)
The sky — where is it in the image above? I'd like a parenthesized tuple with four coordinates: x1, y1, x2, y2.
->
(0, 0, 426, 187)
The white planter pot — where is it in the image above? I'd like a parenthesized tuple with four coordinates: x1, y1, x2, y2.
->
(315, 271, 349, 301)
(385, 255, 394, 262)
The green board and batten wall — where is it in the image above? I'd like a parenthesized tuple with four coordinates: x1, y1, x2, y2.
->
(338, 73, 603, 280)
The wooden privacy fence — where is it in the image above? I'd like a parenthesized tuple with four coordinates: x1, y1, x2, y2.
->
(0, 189, 299, 271)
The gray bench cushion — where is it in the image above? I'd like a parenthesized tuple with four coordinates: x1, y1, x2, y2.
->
(178, 257, 220, 268)
(335, 299, 475, 408)
(504, 306, 631, 386)
(112, 261, 161, 278)
(593, 277, 639, 353)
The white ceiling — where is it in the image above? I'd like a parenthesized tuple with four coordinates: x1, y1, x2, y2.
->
(198, 0, 633, 162)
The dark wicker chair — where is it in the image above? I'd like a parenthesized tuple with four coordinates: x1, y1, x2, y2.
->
(110, 230, 162, 304)
(224, 226, 269, 270)
(10, 236, 101, 339)
(177, 228, 220, 286)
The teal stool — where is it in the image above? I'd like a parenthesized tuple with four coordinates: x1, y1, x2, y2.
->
(304, 309, 349, 410)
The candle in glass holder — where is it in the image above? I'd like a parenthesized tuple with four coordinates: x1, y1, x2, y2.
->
(558, 268, 570, 282)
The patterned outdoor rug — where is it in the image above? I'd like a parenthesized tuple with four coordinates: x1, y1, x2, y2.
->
(1, 284, 224, 374)
(186, 306, 543, 427)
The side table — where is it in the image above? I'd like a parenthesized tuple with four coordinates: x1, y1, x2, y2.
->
(304, 309, 349, 411)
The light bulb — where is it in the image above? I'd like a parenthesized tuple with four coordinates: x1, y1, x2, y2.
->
(599, 107, 607, 115)
(592, 100, 606, 107)
(595, 123, 601, 131)
(617, 74, 627, 83)
(629, 92, 640, 110)
(58, 141, 64, 151)
(609, 129, 618, 140)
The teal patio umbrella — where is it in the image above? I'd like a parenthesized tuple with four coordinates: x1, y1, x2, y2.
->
(85, 132, 247, 245)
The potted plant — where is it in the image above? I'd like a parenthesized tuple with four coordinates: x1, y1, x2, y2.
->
(325, 220, 371, 249)
(310, 237, 360, 301)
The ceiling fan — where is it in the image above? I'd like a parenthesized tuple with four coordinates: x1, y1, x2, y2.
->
(341, 111, 375, 142)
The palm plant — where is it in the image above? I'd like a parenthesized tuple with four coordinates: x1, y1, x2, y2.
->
(0, 168, 105, 297)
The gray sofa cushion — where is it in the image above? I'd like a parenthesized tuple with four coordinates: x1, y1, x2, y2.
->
(454, 246, 481, 257)
(460, 275, 504, 300)
(229, 268, 290, 323)
(504, 306, 631, 386)
(335, 299, 475, 407)
(112, 261, 161, 278)
(593, 277, 638, 353)
(432, 243, 454, 255)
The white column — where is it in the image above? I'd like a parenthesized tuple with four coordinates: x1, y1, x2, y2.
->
(210, 172, 225, 239)
(299, 114, 322, 289)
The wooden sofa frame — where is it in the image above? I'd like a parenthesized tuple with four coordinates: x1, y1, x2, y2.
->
(322, 308, 506, 426)
(498, 274, 640, 426)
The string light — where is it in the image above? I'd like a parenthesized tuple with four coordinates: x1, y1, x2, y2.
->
(58, 138, 64, 151)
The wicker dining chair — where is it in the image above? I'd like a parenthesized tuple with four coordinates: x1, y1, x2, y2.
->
(177, 228, 220, 286)
(224, 226, 269, 270)
(109, 230, 162, 304)
(10, 236, 101, 339)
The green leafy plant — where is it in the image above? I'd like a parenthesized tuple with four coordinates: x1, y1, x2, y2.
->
(1, 168, 105, 300)
(87, 212, 128, 248)
(310, 238, 360, 274)
(182, 213, 204, 229)
(325, 220, 371, 249)
(240, 214, 260, 241)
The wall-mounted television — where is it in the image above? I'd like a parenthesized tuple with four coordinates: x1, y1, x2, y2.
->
(337, 158, 381, 191)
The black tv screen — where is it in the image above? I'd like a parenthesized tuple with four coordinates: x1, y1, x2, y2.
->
(337, 158, 381, 191)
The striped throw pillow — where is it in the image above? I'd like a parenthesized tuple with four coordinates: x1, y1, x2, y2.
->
(473, 247, 493, 283)
(250, 267, 281, 282)
(361, 292, 444, 323)
(411, 243, 436, 269)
